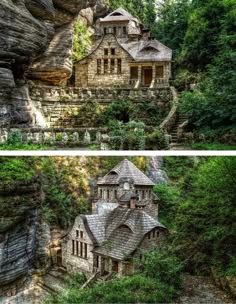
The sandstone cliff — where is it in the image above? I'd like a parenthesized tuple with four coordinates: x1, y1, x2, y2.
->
(0, 0, 107, 127)
(0, 176, 43, 297)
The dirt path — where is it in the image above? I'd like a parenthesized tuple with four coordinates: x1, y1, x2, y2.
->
(177, 275, 234, 304)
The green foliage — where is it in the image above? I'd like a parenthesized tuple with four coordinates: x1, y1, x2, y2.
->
(47, 249, 182, 303)
(173, 157, 236, 274)
(154, 184, 180, 226)
(153, 0, 191, 58)
(0, 143, 52, 150)
(145, 129, 167, 150)
(72, 19, 91, 62)
(141, 249, 183, 289)
(109, 120, 146, 150)
(187, 143, 236, 150)
(0, 158, 36, 183)
(40, 158, 89, 228)
(100, 99, 165, 127)
(178, 0, 236, 71)
(225, 257, 236, 277)
(179, 46, 236, 132)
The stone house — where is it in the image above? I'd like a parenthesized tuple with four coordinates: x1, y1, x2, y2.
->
(74, 8, 172, 88)
(61, 159, 166, 277)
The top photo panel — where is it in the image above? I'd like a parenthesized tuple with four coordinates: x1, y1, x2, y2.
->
(0, 0, 235, 151)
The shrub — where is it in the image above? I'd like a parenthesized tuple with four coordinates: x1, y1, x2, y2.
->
(109, 120, 146, 150)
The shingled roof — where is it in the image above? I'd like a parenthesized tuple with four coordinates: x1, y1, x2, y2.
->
(97, 159, 155, 186)
(100, 8, 140, 24)
(82, 207, 165, 260)
(119, 39, 172, 62)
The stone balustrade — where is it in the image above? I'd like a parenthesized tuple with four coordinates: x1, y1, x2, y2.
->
(29, 85, 172, 103)
(0, 128, 109, 148)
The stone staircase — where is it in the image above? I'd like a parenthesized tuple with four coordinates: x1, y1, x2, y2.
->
(96, 272, 113, 283)
(36, 267, 68, 295)
(170, 113, 188, 144)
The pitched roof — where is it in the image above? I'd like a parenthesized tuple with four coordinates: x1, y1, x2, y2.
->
(97, 159, 155, 186)
(89, 207, 165, 260)
(119, 39, 172, 62)
(100, 8, 140, 24)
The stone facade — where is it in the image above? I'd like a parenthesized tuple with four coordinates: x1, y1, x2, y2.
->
(74, 8, 172, 89)
(62, 159, 166, 278)
(61, 217, 94, 277)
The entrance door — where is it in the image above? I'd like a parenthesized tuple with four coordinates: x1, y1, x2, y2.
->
(143, 67, 152, 86)
(112, 260, 119, 273)
(57, 249, 62, 266)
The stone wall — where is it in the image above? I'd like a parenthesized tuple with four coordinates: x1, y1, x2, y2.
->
(62, 216, 94, 276)
(29, 85, 172, 128)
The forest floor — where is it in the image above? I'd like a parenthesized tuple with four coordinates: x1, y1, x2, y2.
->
(178, 275, 234, 304)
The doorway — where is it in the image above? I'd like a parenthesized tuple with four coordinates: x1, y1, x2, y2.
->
(112, 260, 119, 273)
(142, 67, 152, 86)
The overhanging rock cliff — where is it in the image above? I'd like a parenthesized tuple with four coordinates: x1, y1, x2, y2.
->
(0, 0, 107, 127)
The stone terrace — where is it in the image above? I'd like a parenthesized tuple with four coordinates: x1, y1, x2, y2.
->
(29, 85, 172, 128)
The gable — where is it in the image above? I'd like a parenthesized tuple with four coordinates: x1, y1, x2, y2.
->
(140, 46, 159, 52)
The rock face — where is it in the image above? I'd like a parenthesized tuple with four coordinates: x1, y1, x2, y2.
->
(0, 0, 107, 127)
(0, 177, 43, 297)
(147, 157, 169, 184)
(28, 0, 107, 86)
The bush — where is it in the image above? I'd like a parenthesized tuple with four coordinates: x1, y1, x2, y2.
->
(109, 120, 146, 150)
(141, 249, 183, 289)
(0, 158, 36, 183)
(154, 184, 181, 226)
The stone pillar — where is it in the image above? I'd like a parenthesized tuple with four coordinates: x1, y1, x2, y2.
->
(150, 64, 156, 88)
(138, 66, 142, 87)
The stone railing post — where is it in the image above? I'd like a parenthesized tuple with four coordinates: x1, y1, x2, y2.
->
(84, 130, 91, 145)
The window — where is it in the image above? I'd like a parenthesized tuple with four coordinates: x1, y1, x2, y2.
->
(117, 59, 122, 74)
(104, 48, 109, 56)
(130, 67, 138, 79)
(142, 190, 145, 199)
(156, 66, 164, 78)
(80, 242, 83, 257)
(84, 243, 87, 259)
(104, 59, 108, 74)
(80, 231, 83, 239)
(107, 190, 109, 199)
(100, 189, 102, 198)
(114, 189, 117, 199)
(111, 48, 115, 56)
(104, 27, 107, 35)
(72, 240, 75, 255)
(124, 182, 130, 190)
(76, 241, 79, 255)
(76, 230, 79, 237)
(156, 230, 160, 238)
(95, 255, 99, 267)
(113, 27, 117, 35)
(148, 233, 151, 240)
(123, 26, 127, 35)
(110, 59, 115, 73)
(152, 230, 155, 238)
(97, 59, 101, 74)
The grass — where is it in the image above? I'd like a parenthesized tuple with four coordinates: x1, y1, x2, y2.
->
(0, 143, 53, 150)
(186, 143, 236, 150)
